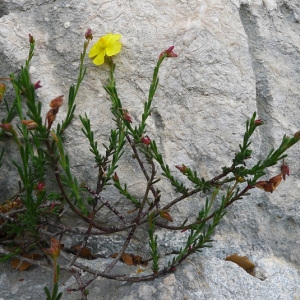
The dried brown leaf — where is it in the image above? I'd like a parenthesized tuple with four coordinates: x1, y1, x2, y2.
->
(74, 245, 94, 260)
(10, 253, 42, 271)
(225, 254, 255, 275)
(11, 259, 31, 271)
(110, 253, 148, 266)
(132, 255, 147, 266)
(121, 253, 133, 266)
(159, 210, 173, 222)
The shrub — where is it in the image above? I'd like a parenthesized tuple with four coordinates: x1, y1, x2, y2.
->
(0, 30, 299, 298)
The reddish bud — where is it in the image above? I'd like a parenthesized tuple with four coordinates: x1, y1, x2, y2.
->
(141, 136, 151, 146)
(85, 28, 93, 40)
(34, 81, 42, 90)
(29, 34, 35, 44)
(254, 119, 263, 126)
(159, 210, 173, 222)
(35, 181, 45, 192)
(0, 123, 13, 132)
(159, 46, 178, 59)
(112, 172, 119, 182)
(43, 238, 61, 260)
(175, 164, 188, 173)
(21, 119, 38, 130)
(294, 131, 300, 140)
(122, 109, 133, 123)
(281, 161, 290, 181)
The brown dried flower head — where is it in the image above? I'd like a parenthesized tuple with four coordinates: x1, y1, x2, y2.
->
(43, 238, 62, 260)
(21, 120, 38, 130)
(255, 174, 282, 193)
(46, 95, 64, 129)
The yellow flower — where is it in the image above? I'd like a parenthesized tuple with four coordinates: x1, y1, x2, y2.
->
(89, 33, 122, 65)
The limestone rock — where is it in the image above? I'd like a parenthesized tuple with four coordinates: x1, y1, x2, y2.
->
(1, 0, 300, 299)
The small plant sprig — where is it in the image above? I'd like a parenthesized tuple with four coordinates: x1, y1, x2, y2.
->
(43, 238, 63, 300)
(0, 29, 299, 299)
(148, 212, 159, 273)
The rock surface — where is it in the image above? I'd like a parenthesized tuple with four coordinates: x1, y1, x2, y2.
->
(1, 0, 300, 299)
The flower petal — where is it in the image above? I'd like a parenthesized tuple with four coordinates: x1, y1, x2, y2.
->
(93, 50, 105, 65)
(105, 41, 122, 56)
(108, 33, 122, 42)
(89, 43, 101, 58)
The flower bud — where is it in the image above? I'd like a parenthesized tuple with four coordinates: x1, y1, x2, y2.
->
(29, 34, 35, 44)
(141, 136, 151, 146)
(294, 131, 300, 140)
(175, 164, 188, 173)
(122, 109, 133, 123)
(159, 210, 173, 222)
(236, 176, 246, 183)
(85, 28, 93, 40)
(21, 120, 38, 130)
(35, 181, 45, 192)
(112, 172, 119, 182)
(34, 81, 42, 90)
(0, 123, 13, 132)
(159, 46, 178, 59)
(43, 238, 61, 260)
(254, 119, 263, 126)
(281, 161, 290, 181)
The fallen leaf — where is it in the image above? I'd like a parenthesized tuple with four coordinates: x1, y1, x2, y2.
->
(110, 253, 148, 266)
(225, 254, 255, 275)
(122, 253, 133, 265)
(74, 245, 94, 260)
(132, 254, 148, 266)
(11, 259, 31, 271)
(10, 253, 42, 271)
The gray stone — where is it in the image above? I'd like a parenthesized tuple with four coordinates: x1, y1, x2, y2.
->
(1, 0, 300, 299)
